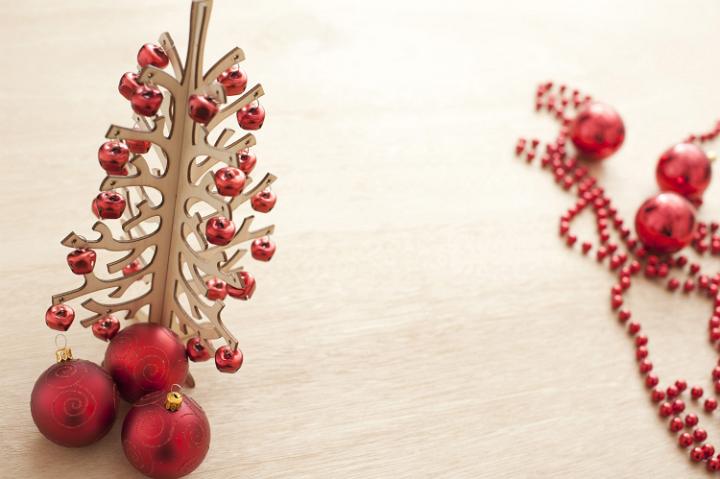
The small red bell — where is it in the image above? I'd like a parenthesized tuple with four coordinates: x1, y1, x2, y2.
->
(98, 140, 129, 173)
(122, 259, 142, 276)
(251, 236, 276, 261)
(251, 188, 277, 213)
(227, 271, 256, 300)
(237, 149, 257, 175)
(45, 304, 75, 331)
(569, 102, 625, 160)
(214, 167, 246, 196)
(217, 65, 248, 96)
(67, 248, 97, 275)
(94, 191, 126, 219)
(206, 216, 236, 246)
(126, 139, 151, 154)
(215, 345, 243, 373)
(186, 337, 212, 362)
(118, 72, 141, 100)
(205, 277, 228, 300)
(635, 192, 696, 254)
(656, 143, 711, 202)
(137, 43, 169, 69)
(131, 85, 163, 117)
(188, 94, 219, 125)
(236, 101, 265, 130)
(92, 315, 120, 341)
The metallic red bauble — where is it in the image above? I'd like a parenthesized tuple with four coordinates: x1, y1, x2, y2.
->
(126, 138, 152, 154)
(251, 188, 277, 213)
(137, 43, 169, 69)
(31, 359, 118, 447)
(45, 304, 75, 331)
(122, 390, 210, 479)
(635, 192, 696, 254)
(104, 323, 188, 403)
(214, 167, 246, 196)
(217, 65, 247, 96)
(186, 337, 211, 362)
(205, 277, 227, 300)
(188, 94, 219, 125)
(227, 271, 256, 300)
(119, 72, 141, 100)
(236, 149, 257, 175)
(656, 142, 711, 201)
(98, 140, 129, 173)
(92, 315, 121, 341)
(206, 216, 236, 246)
(569, 102, 625, 160)
(215, 345, 243, 373)
(236, 101, 265, 130)
(132, 85, 163, 117)
(95, 191, 126, 219)
(67, 248, 97, 275)
(251, 236, 276, 261)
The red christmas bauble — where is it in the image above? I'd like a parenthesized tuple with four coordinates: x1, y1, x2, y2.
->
(569, 102, 625, 160)
(31, 358, 118, 447)
(656, 142, 711, 202)
(635, 192, 696, 254)
(122, 390, 210, 479)
(104, 323, 188, 403)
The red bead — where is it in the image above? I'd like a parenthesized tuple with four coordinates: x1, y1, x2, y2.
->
(618, 309, 631, 322)
(568, 102, 625, 160)
(686, 413, 699, 427)
(708, 458, 720, 472)
(691, 387, 704, 400)
(629, 322, 642, 336)
(611, 294, 623, 310)
(690, 263, 701, 275)
(634, 192, 696, 254)
(667, 278, 680, 291)
(206, 216, 236, 246)
(205, 277, 228, 300)
(635, 335, 649, 346)
(98, 140, 129, 173)
(676, 379, 687, 392)
(66, 248, 96, 275)
(656, 143, 712, 201)
(651, 388, 665, 402)
(118, 72, 141, 100)
(251, 236, 276, 261)
(214, 167, 246, 196)
(659, 401, 674, 417)
(217, 65, 248, 96)
(581, 242, 592, 254)
(126, 139, 151, 154)
(227, 271, 256, 300)
(236, 100, 265, 130)
(636, 346, 649, 360)
(705, 398, 718, 411)
(703, 444, 716, 459)
(666, 384, 678, 398)
(94, 191, 126, 219)
(186, 337, 212, 362)
(684, 279, 695, 292)
(694, 428, 708, 442)
(45, 304, 75, 331)
(131, 85, 163, 117)
(669, 417, 684, 432)
(188, 94, 219, 125)
(137, 43, 169, 68)
(92, 315, 120, 341)
(638, 358, 652, 373)
(251, 188, 277, 213)
(236, 149, 257, 175)
(645, 373, 659, 388)
(679, 432, 694, 448)
(690, 446, 705, 462)
(673, 399, 686, 413)
(215, 345, 243, 373)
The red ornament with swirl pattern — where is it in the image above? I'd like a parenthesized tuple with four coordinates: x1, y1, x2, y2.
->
(122, 389, 210, 479)
(31, 346, 118, 447)
(104, 323, 188, 403)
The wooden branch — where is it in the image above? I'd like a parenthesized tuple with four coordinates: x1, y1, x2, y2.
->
(159, 32, 184, 80)
(101, 156, 165, 191)
(229, 172, 277, 210)
(105, 117, 169, 150)
(138, 66, 182, 99)
(206, 83, 264, 131)
(79, 290, 154, 326)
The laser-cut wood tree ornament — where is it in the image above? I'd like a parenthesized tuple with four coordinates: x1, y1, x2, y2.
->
(44, 0, 278, 382)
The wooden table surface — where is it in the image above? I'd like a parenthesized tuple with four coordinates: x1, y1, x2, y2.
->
(2, 0, 720, 477)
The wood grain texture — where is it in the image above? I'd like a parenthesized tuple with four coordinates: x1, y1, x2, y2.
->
(1, 0, 720, 477)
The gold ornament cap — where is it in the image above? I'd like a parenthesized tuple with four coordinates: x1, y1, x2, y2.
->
(165, 391, 183, 412)
(54, 335, 73, 363)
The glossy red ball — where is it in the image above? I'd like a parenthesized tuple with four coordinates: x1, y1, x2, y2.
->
(227, 271, 256, 300)
(137, 43, 169, 69)
(206, 216, 236, 246)
(98, 140, 130, 173)
(214, 167, 246, 196)
(104, 323, 188, 403)
(92, 315, 121, 341)
(131, 85, 163, 117)
(45, 304, 75, 331)
(67, 248, 97, 275)
(186, 337, 211, 362)
(119, 72, 141, 100)
(217, 65, 247, 96)
(656, 142, 711, 201)
(126, 138, 152, 154)
(569, 102, 625, 160)
(188, 94, 219, 125)
(236, 101, 265, 130)
(122, 390, 210, 479)
(236, 149, 257, 175)
(94, 191, 126, 219)
(31, 359, 118, 447)
(251, 188, 277, 213)
(251, 236, 276, 261)
(205, 277, 227, 300)
(215, 345, 243, 373)
(635, 192, 696, 254)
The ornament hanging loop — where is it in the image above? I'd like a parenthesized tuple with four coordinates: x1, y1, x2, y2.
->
(54, 334, 73, 363)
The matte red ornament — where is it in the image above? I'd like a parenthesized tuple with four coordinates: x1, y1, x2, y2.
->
(205, 277, 228, 300)
(31, 358, 118, 447)
(635, 192, 696, 254)
(226, 271, 256, 300)
(126, 138, 152, 154)
(137, 43, 169, 69)
(104, 323, 188, 402)
(236, 100, 265, 130)
(217, 65, 248, 96)
(206, 216, 236, 246)
(119, 72, 141, 100)
(92, 315, 121, 341)
(98, 140, 130, 173)
(236, 149, 257, 175)
(94, 191, 126, 219)
(251, 188, 277, 213)
(214, 167, 246, 196)
(188, 94, 219, 125)
(131, 85, 163, 117)
(122, 390, 210, 479)
(67, 248, 97, 275)
(251, 236, 276, 261)
(656, 142, 711, 201)
(215, 345, 243, 373)
(186, 337, 212, 362)
(569, 102, 625, 160)
(45, 304, 75, 331)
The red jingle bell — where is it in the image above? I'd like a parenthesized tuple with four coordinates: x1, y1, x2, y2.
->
(251, 188, 277, 213)
(98, 140, 129, 173)
(237, 148, 257, 175)
(119, 72, 141, 100)
(206, 216, 236, 246)
(656, 142, 711, 202)
(137, 43, 169, 69)
(214, 167, 246, 196)
(227, 271, 256, 300)
(217, 65, 248, 96)
(67, 248, 97, 275)
(635, 192, 696, 254)
(31, 344, 118, 447)
(205, 277, 228, 300)
(188, 94, 219, 125)
(122, 389, 210, 479)
(126, 138, 152, 154)
(215, 345, 243, 373)
(122, 259, 143, 276)
(94, 191, 126, 219)
(251, 236, 276, 261)
(131, 85, 163, 117)
(104, 323, 188, 402)
(186, 337, 212, 362)
(236, 101, 265, 130)
(45, 304, 75, 331)
(569, 102, 625, 160)
(92, 315, 121, 341)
